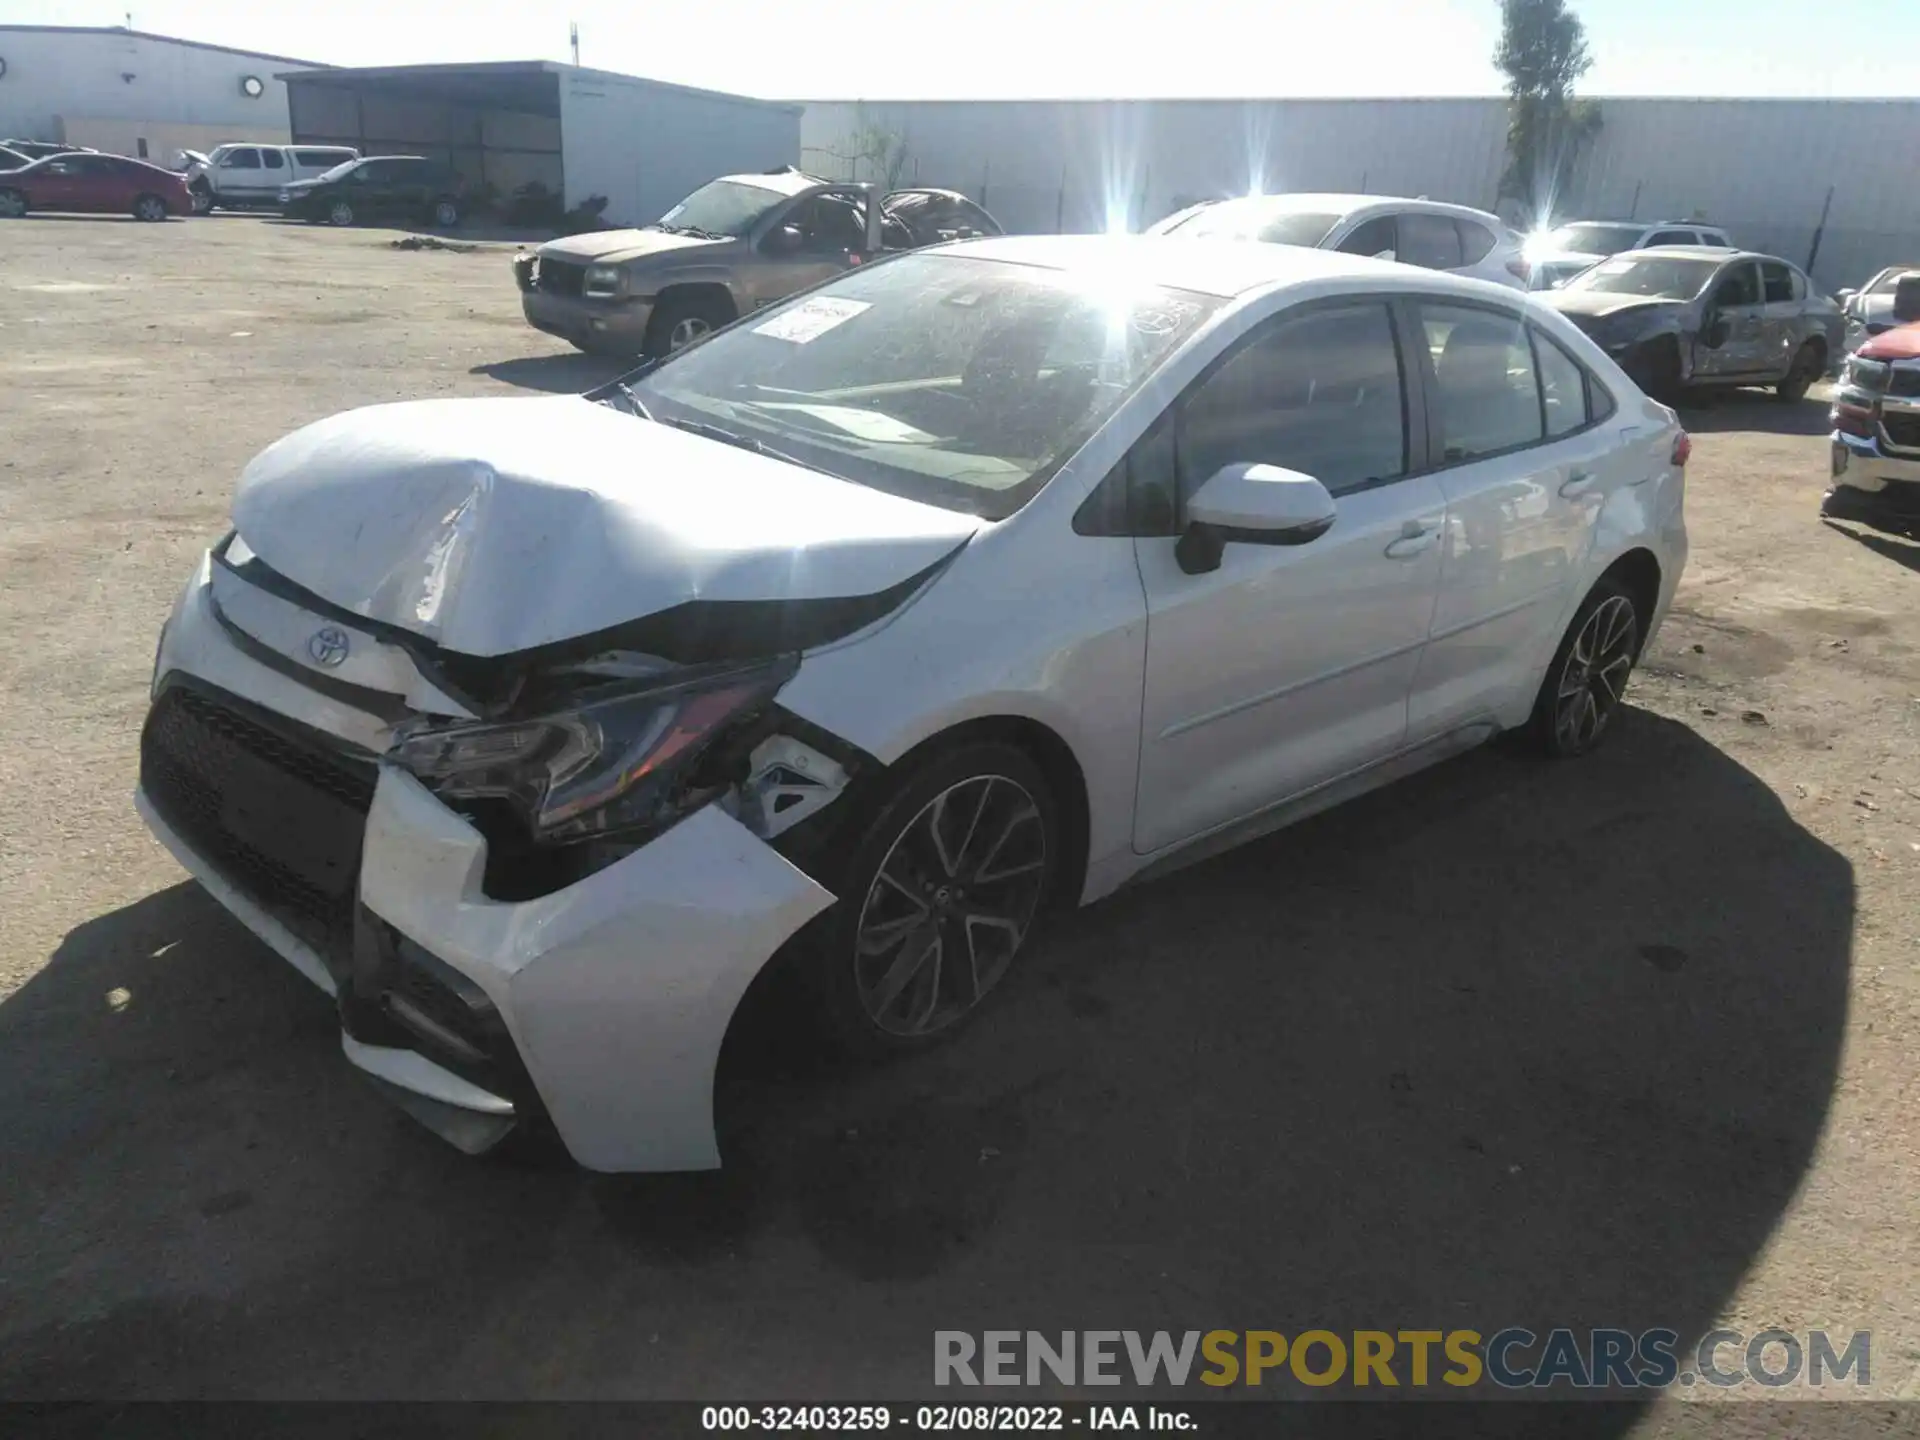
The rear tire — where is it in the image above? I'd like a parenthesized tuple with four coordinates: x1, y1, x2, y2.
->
(804, 743, 1061, 1061)
(430, 198, 461, 228)
(643, 291, 733, 358)
(0, 187, 26, 219)
(1775, 340, 1825, 402)
(1522, 576, 1643, 758)
(327, 200, 356, 227)
(132, 193, 169, 222)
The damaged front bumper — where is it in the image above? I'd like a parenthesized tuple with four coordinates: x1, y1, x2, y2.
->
(519, 284, 654, 354)
(137, 557, 835, 1171)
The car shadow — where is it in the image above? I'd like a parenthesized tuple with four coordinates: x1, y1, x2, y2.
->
(1822, 516, 1920, 569)
(0, 710, 1852, 1417)
(1676, 389, 1830, 436)
(470, 353, 631, 394)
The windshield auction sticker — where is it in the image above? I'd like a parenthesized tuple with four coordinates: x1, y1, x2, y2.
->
(753, 296, 871, 344)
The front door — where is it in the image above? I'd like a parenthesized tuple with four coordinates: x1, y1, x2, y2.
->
(740, 190, 868, 313)
(216, 146, 269, 202)
(1695, 260, 1767, 379)
(1408, 302, 1618, 736)
(1133, 299, 1446, 854)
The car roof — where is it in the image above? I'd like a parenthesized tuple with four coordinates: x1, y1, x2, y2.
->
(935, 232, 1494, 299)
(716, 166, 832, 199)
(1628, 245, 1769, 262)
(1192, 191, 1504, 226)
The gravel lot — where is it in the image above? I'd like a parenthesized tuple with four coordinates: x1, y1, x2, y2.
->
(2, 215, 1918, 1422)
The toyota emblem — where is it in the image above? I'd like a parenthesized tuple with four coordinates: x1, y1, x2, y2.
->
(306, 626, 351, 668)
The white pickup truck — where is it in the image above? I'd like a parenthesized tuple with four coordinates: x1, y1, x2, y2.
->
(184, 143, 359, 213)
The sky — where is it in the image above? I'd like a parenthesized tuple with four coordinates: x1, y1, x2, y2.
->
(2, 0, 1915, 101)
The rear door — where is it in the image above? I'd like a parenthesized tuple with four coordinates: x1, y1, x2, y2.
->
(1397, 212, 1467, 275)
(1758, 259, 1801, 379)
(1410, 301, 1624, 736)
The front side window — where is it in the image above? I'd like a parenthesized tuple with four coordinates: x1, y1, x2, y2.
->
(1337, 215, 1397, 260)
(1398, 213, 1464, 270)
(1761, 261, 1794, 303)
(630, 253, 1223, 519)
(784, 192, 868, 252)
(221, 148, 261, 170)
(1712, 263, 1762, 308)
(1176, 303, 1408, 498)
(658, 178, 789, 238)
(1421, 304, 1543, 462)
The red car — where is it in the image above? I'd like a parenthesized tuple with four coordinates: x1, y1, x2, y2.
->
(0, 152, 193, 222)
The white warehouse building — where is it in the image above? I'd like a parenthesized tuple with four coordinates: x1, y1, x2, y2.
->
(0, 24, 326, 163)
(802, 97, 1920, 289)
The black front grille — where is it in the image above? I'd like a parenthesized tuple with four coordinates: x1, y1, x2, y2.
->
(1883, 412, 1920, 450)
(142, 680, 376, 973)
(1888, 368, 1920, 399)
(537, 259, 585, 297)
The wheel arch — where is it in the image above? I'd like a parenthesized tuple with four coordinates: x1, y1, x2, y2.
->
(1596, 545, 1663, 649)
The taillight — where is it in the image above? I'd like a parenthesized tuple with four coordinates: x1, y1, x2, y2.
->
(1670, 431, 1692, 467)
(1833, 401, 1876, 439)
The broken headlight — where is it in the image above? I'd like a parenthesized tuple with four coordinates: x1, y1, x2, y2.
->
(389, 655, 797, 848)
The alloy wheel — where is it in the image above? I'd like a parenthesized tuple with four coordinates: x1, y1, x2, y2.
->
(136, 196, 165, 221)
(329, 202, 354, 226)
(432, 200, 458, 227)
(1554, 594, 1638, 750)
(853, 775, 1049, 1038)
(667, 316, 711, 350)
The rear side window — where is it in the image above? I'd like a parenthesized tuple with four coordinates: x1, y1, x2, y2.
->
(1456, 220, 1497, 265)
(1420, 304, 1543, 461)
(1337, 214, 1397, 260)
(1761, 261, 1794, 303)
(1533, 328, 1591, 438)
(1177, 302, 1409, 498)
(1400, 213, 1465, 270)
(260, 149, 285, 170)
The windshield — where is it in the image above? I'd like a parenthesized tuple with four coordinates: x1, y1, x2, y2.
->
(656, 179, 788, 238)
(625, 253, 1224, 520)
(1160, 200, 1342, 248)
(316, 160, 358, 182)
(1548, 224, 1644, 257)
(1562, 255, 1718, 300)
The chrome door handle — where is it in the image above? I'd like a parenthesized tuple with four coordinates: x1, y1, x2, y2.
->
(1384, 521, 1438, 560)
(1559, 471, 1597, 498)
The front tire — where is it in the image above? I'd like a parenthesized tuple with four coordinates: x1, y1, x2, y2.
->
(1775, 340, 1825, 402)
(808, 744, 1060, 1059)
(1523, 577, 1643, 758)
(430, 198, 461, 228)
(132, 193, 169, 222)
(1625, 337, 1683, 405)
(643, 291, 733, 358)
(327, 200, 355, 227)
(0, 188, 26, 219)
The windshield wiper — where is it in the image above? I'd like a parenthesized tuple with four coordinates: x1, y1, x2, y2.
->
(612, 382, 652, 420)
(679, 226, 729, 241)
(660, 417, 829, 474)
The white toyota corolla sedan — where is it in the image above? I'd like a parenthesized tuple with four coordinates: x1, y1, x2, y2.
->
(138, 235, 1689, 1172)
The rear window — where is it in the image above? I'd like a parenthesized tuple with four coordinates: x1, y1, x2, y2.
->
(1399, 212, 1464, 269)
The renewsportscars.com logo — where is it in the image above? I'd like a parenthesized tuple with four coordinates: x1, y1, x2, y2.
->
(934, 1329, 1872, 1391)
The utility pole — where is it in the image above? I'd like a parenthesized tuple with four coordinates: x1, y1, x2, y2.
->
(569, 22, 580, 66)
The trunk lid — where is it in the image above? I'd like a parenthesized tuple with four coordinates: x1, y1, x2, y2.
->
(231, 396, 979, 658)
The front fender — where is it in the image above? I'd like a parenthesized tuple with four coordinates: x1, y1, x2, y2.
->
(629, 261, 742, 310)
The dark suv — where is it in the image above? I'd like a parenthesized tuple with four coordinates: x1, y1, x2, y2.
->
(279, 155, 464, 228)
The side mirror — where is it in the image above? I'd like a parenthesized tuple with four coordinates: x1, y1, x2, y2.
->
(765, 223, 803, 254)
(1175, 463, 1336, 575)
(1835, 288, 1857, 312)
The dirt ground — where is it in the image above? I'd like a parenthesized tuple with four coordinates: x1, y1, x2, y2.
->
(2, 214, 1917, 1424)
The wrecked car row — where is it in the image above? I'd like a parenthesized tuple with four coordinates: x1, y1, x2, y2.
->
(140, 234, 1688, 1173)
(1826, 273, 1920, 535)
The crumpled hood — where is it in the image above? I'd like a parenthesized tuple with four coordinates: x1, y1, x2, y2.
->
(230, 396, 979, 658)
(536, 227, 731, 266)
